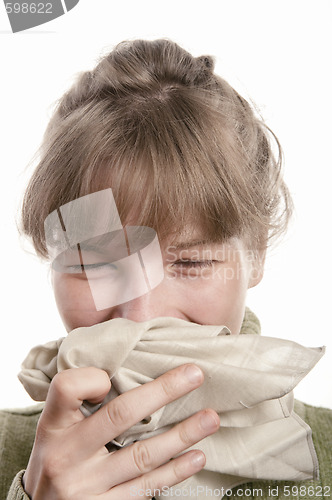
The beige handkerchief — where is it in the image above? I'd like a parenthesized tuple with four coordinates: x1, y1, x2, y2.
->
(19, 316, 325, 498)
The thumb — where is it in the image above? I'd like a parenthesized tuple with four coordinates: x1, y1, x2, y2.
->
(41, 367, 111, 429)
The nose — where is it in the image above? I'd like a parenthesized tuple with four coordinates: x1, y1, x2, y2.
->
(110, 282, 186, 322)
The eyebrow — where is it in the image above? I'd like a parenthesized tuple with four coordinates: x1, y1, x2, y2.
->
(168, 238, 219, 250)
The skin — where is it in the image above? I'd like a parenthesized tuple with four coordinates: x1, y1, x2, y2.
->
(52, 233, 264, 333)
(24, 231, 265, 499)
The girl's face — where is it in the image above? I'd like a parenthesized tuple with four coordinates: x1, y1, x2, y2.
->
(52, 228, 264, 334)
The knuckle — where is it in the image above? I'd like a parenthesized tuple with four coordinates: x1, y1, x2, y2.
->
(105, 397, 129, 428)
(139, 476, 157, 496)
(132, 442, 154, 474)
(160, 370, 179, 400)
(50, 371, 74, 401)
(178, 423, 193, 447)
(171, 457, 187, 484)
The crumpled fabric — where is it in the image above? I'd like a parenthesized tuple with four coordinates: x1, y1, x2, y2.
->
(18, 315, 325, 498)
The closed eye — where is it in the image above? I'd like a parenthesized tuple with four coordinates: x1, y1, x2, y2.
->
(65, 262, 117, 274)
(172, 260, 215, 268)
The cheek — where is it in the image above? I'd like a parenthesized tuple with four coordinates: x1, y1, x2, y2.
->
(52, 272, 90, 310)
(52, 272, 112, 331)
(176, 264, 249, 333)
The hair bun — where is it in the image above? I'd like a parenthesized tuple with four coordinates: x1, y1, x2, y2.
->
(196, 55, 215, 71)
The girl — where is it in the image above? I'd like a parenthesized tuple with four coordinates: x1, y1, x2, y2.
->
(1, 39, 331, 499)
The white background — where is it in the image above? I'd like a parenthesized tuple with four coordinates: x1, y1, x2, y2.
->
(0, 0, 331, 409)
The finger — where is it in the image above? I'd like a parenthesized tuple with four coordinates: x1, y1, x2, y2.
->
(105, 409, 219, 487)
(105, 450, 207, 500)
(78, 363, 204, 451)
(41, 367, 111, 429)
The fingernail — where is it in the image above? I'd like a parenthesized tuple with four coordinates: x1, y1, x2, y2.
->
(191, 451, 205, 469)
(200, 411, 219, 431)
(184, 364, 203, 384)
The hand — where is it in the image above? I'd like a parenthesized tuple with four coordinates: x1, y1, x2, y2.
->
(23, 365, 219, 499)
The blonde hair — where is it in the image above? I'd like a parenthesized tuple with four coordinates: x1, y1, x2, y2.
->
(21, 39, 292, 257)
